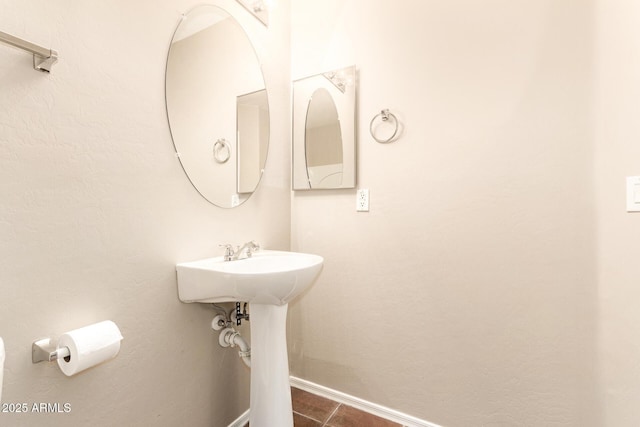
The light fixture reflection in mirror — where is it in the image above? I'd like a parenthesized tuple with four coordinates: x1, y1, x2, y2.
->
(293, 65, 356, 190)
(165, 4, 269, 208)
(236, 0, 270, 26)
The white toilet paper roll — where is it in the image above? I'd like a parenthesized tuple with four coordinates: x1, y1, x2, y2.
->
(0, 337, 5, 403)
(56, 321, 123, 377)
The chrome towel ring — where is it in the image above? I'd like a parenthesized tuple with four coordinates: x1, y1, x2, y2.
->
(369, 109, 399, 143)
(213, 138, 231, 163)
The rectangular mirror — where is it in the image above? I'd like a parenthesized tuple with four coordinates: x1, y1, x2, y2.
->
(292, 65, 357, 190)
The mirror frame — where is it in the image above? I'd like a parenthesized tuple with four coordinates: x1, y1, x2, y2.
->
(292, 65, 357, 190)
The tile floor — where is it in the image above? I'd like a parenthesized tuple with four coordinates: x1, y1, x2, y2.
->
(245, 387, 402, 427)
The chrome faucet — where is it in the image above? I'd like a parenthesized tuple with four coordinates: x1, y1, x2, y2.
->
(220, 241, 260, 261)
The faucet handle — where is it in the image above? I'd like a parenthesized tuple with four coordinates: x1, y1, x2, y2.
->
(219, 244, 236, 261)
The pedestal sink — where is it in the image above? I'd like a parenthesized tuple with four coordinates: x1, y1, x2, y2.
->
(176, 250, 323, 427)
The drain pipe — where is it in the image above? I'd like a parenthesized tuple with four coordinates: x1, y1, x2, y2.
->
(211, 314, 251, 368)
(219, 328, 251, 368)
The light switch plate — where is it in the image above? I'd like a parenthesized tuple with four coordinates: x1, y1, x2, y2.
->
(626, 176, 640, 212)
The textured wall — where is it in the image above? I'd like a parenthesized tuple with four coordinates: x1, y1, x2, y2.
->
(594, 1, 640, 425)
(0, 0, 290, 425)
(289, 1, 600, 425)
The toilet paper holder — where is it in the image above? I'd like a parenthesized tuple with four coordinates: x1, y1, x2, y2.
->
(32, 338, 70, 364)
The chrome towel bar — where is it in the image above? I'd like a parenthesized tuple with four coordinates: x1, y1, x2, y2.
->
(0, 30, 58, 72)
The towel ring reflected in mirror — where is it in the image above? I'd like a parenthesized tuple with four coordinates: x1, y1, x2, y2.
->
(213, 138, 231, 164)
(369, 109, 399, 143)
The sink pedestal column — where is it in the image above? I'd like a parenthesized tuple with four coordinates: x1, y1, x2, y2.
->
(249, 303, 293, 427)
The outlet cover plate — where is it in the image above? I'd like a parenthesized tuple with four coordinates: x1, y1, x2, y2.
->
(357, 189, 369, 212)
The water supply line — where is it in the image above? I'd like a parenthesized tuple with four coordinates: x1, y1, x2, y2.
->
(211, 303, 228, 321)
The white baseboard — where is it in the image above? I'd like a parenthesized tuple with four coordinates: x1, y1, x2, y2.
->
(289, 376, 442, 427)
(228, 408, 250, 427)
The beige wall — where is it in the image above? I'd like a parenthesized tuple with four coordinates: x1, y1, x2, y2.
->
(7, 1, 640, 426)
(289, 1, 600, 425)
(595, 1, 640, 426)
(0, 0, 289, 426)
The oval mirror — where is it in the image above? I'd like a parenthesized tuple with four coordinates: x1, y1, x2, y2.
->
(305, 88, 343, 188)
(165, 5, 269, 208)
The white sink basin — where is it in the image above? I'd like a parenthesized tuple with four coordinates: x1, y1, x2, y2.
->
(176, 250, 324, 305)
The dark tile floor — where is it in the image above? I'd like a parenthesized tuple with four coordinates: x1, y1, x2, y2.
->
(245, 387, 401, 426)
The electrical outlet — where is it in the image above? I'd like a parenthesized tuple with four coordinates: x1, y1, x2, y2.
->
(356, 189, 369, 212)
